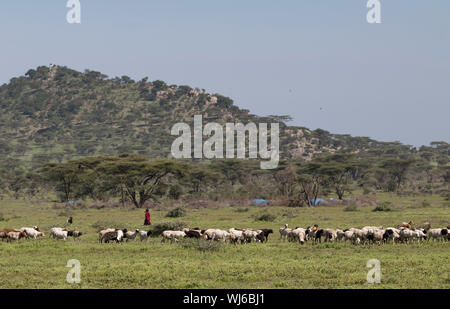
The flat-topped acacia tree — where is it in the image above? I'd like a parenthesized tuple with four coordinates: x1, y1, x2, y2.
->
(95, 155, 189, 208)
(41, 154, 189, 207)
(40, 162, 80, 202)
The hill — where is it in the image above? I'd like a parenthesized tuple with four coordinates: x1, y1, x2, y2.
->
(0, 65, 448, 172)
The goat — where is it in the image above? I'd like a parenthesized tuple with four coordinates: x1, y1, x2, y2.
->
(125, 229, 139, 242)
(258, 229, 273, 242)
(139, 230, 153, 241)
(20, 227, 45, 239)
(161, 230, 186, 243)
(279, 224, 292, 241)
(7, 230, 27, 242)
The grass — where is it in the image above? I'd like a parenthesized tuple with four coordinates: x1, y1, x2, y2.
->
(0, 192, 449, 289)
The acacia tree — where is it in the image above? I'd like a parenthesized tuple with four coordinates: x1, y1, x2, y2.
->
(40, 162, 80, 201)
(188, 166, 222, 193)
(296, 174, 322, 207)
(295, 162, 327, 207)
(317, 162, 356, 200)
(209, 159, 252, 185)
(274, 166, 297, 199)
(380, 158, 415, 191)
(97, 156, 188, 208)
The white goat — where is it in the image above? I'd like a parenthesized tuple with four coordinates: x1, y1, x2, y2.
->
(50, 227, 69, 241)
(125, 229, 139, 242)
(427, 228, 448, 242)
(290, 228, 306, 244)
(229, 228, 245, 244)
(161, 230, 186, 243)
(139, 230, 152, 241)
(279, 224, 292, 241)
(20, 227, 45, 239)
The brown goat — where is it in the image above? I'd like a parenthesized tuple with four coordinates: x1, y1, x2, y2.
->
(399, 221, 414, 229)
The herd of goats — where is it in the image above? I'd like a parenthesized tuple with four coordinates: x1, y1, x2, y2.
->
(1, 221, 449, 246)
(152, 221, 450, 245)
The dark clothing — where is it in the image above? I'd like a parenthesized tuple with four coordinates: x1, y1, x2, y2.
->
(144, 212, 151, 225)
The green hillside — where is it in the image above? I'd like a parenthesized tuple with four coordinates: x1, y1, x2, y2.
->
(0, 65, 448, 172)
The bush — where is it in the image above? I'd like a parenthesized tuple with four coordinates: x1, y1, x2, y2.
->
(253, 212, 277, 222)
(151, 221, 188, 236)
(233, 207, 249, 213)
(180, 238, 223, 252)
(442, 191, 450, 201)
(0, 212, 7, 222)
(344, 205, 358, 212)
(362, 186, 374, 195)
(372, 202, 392, 212)
(281, 209, 298, 218)
(166, 206, 186, 218)
(421, 200, 431, 208)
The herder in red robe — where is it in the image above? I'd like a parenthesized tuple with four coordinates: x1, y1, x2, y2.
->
(144, 209, 151, 225)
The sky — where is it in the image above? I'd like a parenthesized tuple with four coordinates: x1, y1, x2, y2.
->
(0, 0, 449, 147)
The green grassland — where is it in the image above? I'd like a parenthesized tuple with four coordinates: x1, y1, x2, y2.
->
(0, 193, 449, 289)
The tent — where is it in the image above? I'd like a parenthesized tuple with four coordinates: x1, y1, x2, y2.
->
(311, 198, 325, 206)
(252, 199, 269, 206)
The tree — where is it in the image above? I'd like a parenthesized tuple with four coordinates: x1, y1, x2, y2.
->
(313, 154, 358, 199)
(380, 158, 415, 191)
(209, 159, 253, 185)
(295, 162, 326, 207)
(188, 166, 222, 193)
(274, 166, 297, 198)
(40, 163, 80, 201)
(319, 163, 353, 199)
(168, 184, 183, 200)
(97, 156, 188, 208)
(295, 173, 322, 207)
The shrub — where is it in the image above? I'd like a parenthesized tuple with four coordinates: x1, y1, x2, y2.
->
(253, 212, 277, 222)
(344, 205, 358, 212)
(166, 206, 186, 218)
(233, 207, 249, 213)
(281, 209, 298, 218)
(151, 221, 188, 236)
(363, 186, 375, 195)
(180, 238, 223, 252)
(0, 212, 6, 222)
(372, 202, 392, 212)
(421, 200, 431, 208)
(442, 191, 450, 201)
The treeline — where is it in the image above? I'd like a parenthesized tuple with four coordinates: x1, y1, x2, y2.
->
(1, 152, 448, 207)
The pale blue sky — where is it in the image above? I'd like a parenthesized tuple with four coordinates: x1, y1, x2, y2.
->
(1, 1, 449, 147)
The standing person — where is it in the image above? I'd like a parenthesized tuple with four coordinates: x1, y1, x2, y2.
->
(144, 209, 151, 226)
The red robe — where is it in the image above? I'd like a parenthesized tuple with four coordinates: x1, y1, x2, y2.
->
(144, 212, 151, 225)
